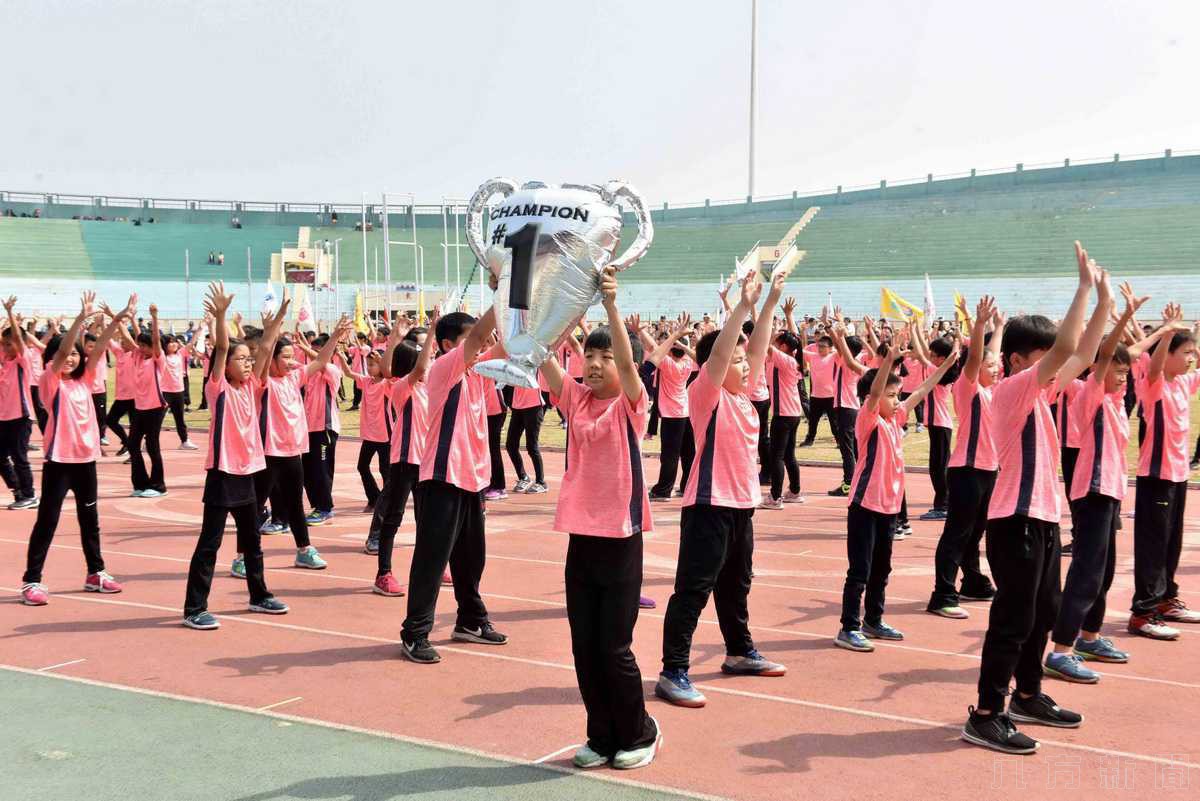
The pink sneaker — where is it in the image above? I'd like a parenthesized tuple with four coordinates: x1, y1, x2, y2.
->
(21, 582, 49, 606)
(782, 491, 807, 504)
(759, 496, 783, 510)
(639, 595, 657, 609)
(84, 571, 123, 594)
(484, 488, 508, 501)
(373, 572, 405, 597)
(442, 568, 453, 585)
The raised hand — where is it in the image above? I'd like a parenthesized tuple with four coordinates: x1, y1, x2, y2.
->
(1074, 241, 1097, 288)
(975, 295, 996, 323)
(739, 273, 763, 309)
(1119, 281, 1149, 316)
(333, 315, 354, 340)
(79, 290, 96, 318)
(205, 281, 235, 315)
(782, 296, 797, 317)
(600, 265, 619, 309)
(2, 296, 17, 313)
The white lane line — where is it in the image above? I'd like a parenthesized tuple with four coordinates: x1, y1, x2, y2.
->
(257, 696, 303, 711)
(3, 588, 1198, 770)
(0, 664, 727, 801)
(37, 658, 87, 672)
(532, 743, 581, 764)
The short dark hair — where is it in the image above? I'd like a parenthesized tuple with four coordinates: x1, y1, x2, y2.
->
(927, 335, 962, 384)
(775, 331, 800, 352)
(273, 336, 293, 358)
(857, 367, 901, 400)
(1112, 343, 1131, 367)
(391, 341, 420, 378)
(435, 312, 476, 352)
(43, 334, 88, 380)
(817, 335, 833, 347)
(403, 326, 427, 344)
(136, 332, 153, 347)
(695, 329, 746, 367)
(1000, 315, 1057, 375)
(1168, 330, 1197, 353)
(584, 325, 644, 364)
(844, 335, 864, 358)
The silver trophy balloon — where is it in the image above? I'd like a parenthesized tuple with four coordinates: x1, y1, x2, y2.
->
(467, 179, 654, 388)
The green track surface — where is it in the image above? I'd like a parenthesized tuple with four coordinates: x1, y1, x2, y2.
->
(0, 668, 698, 801)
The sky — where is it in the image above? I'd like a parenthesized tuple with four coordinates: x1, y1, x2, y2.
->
(4, 0, 1198, 207)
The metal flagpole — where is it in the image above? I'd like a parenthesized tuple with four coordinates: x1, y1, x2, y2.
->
(184, 249, 190, 320)
(246, 247, 252, 316)
(381, 193, 392, 320)
(334, 239, 341, 318)
(361, 194, 369, 316)
(748, 0, 757, 199)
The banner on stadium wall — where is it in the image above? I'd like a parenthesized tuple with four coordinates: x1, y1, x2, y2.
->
(881, 287, 924, 321)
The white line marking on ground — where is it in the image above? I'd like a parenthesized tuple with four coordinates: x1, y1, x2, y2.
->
(257, 696, 303, 711)
(532, 744, 581, 764)
(3, 589, 1197, 770)
(37, 659, 87, 672)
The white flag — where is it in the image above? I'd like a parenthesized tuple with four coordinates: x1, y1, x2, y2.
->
(261, 279, 279, 316)
(923, 273, 936, 321)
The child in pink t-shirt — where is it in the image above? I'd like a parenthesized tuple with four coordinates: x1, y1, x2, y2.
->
(482, 374, 508, 500)
(657, 271, 787, 710)
(761, 325, 805, 508)
(0, 297, 36, 508)
(160, 336, 195, 449)
(542, 267, 662, 768)
(346, 347, 392, 511)
(20, 291, 134, 607)
(506, 383, 548, 493)
(837, 338, 957, 653)
(109, 304, 169, 497)
(827, 318, 869, 495)
(966, 243, 1109, 755)
(646, 322, 697, 501)
(400, 304, 508, 664)
(363, 318, 436, 597)
(182, 282, 287, 630)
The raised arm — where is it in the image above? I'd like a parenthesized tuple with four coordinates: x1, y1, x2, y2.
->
(1036, 241, 1097, 386)
(1056, 268, 1114, 386)
(463, 306, 498, 367)
(705, 274, 762, 384)
(597, 267, 642, 403)
(782, 296, 798, 336)
(306, 316, 354, 376)
(963, 296, 996, 384)
(89, 294, 137, 374)
(1, 297, 24, 356)
(408, 308, 439, 386)
(1147, 303, 1188, 384)
(254, 299, 292, 381)
(203, 283, 235, 382)
(148, 304, 162, 358)
(51, 292, 97, 374)
(748, 272, 787, 390)
(645, 313, 691, 367)
(905, 338, 962, 410)
(864, 343, 903, 412)
(1094, 284, 1148, 385)
(829, 322, 869, 375)
(292, 324, 318, 359)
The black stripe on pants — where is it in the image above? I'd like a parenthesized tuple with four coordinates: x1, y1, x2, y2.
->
(650, 417, 694, 497)
(803, 396, 834, 444)
(22, 461, 103, 583)
(752, 398, 771, 481)
(977, 514, 1062, 711)
(768, 415, 800, 499)
(302, 430, 338, 513)
(1131, 476, 1187, 615)
(162, 390, 189, 444)
(1053, 493, 1119, 645)
(566, 531, 656, 756)
(830, 408, 858, 486)
(506, 406, 545, 483)
(92, 392, 107, 438)
(929, 467, 996, 609)
(356, 440, 389, 506)
(1061, 446, 1080, 533)
(184, 499, 271, 616)
(0, 418, 35, 500)
(256, 456, 311, 549)
(841, 502, 897, 631)
(370, 461, 421, 575)
(128, 407, 166, 493)
(661, 504, 756, 671)
(486, 411, 507, 491)
(402, 480, 490, 641)
(927, 425, 951, 510)
(105, 398, 135, 448)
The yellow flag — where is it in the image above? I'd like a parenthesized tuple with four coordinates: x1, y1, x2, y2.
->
(953, 291, 971, 326)
(880, 287, 924, 322)
(354, 291, 370, 336)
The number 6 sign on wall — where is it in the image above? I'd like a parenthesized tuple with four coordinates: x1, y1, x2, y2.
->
(465, 178, 654, 389)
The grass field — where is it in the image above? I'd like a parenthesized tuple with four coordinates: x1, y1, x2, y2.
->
(159, 368, 1200, 480)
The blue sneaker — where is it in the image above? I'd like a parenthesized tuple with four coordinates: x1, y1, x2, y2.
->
(230, 556, 246, 579)
(1043, 651, 1099, 684)
(835, 629, 875, 652)
(1073, 636, 1129, 663)
(304, 510, 331, 526)
(294, 547, 327, 570)
(654, 669, 706, 708)
(182, 611, 220, 630)
(260, 520, 288, 535)
(249, 597, 289, 615)
(863, 620, 904, 640)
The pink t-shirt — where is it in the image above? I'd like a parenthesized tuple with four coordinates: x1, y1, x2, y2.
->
(1070, 374, 1129, 501)
(656, 355, 696, 419)
(849, 400, 908, 515)
(26, 348, 44, 383)
(682, 369, 759, 509)
(1136, 370, 1200, 483)
(418, 343, 493, 491)
(357, 378, 392, 443)
(205, 373, 266, 476)
(483, 377, 506, 416)
(389, 379, 429, 465)
(565, 344, 585, 379)
(948, 376, 996, 471)
(832, 354, 862, 411)
(804, 345, 835, 398)
(131, 352, 166, 411)
(40, 368, 100, 463)
(767, 348, 803, 418)
(89, 354, 108, 395)
(748, 364, 769, 403)
(1055, 377, 1085, 450)
(901, 357, 928, 393)
(987, 368, 1062, 523)
(922, 381, 953, 429)
(553, 379, 652, 537)
(160, 351, 186, 394)
(511, 385, 543, 410)
(350, 343, 372, 372)
(303, 362, 342, 434)
(0, 352, 34, 421)
(112, 346, 137, 401)
(261, 369, 309, 457)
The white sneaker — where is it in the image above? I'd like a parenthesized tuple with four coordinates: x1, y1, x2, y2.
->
(782, 491, 806, 504)
(180, 441, 199, 450)
(572, 744, 609, 769)
(612, 716, 662, 769)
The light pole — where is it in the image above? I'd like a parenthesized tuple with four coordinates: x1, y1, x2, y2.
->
(748, 0, 757, 200)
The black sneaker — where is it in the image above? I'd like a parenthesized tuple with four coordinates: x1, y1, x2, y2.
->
(249, 597, 289, 615)
(451, 622, 508, 645)
(400, 634, 441, 664)
(827, 484, 850, 497)
(1061, 540, 1074, 555)
(961, 707, 1038, 754)
(364, 535, 380, 555)
(958, 584, 996, 602)
(1008, 693, 1083, 728)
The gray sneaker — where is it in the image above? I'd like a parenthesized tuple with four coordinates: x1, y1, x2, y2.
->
(721, 649, 786, 676)
(835, 629, 875, 652)
(572, 744, 609, 769)
(612, 716, 662, 770)
(1043, 652, 1099, 684)
(654, 669, 706, 707)
(863, 620, 904, 640)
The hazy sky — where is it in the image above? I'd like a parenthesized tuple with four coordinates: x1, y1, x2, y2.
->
(4, 0, 1197, 206)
